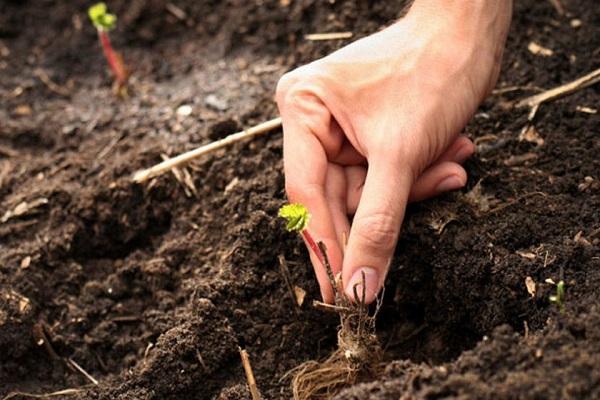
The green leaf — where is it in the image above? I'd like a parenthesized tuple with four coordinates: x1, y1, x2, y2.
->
(278, 203, 310, 233)
(88, 2, 117, 30)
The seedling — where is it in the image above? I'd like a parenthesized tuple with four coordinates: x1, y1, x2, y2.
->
(278, 203, 383, 400)
(547, 278, 566, 312)
(278, 203, 326, 267)
(88, 2, 128, 95)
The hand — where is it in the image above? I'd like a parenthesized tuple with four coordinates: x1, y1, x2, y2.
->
(276, 1, 512, 304)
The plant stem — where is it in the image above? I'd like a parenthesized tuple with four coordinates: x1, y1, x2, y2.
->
(98, 30, 127, 86)
(301, 230, 324, 266)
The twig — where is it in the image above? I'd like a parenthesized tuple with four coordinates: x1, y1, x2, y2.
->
(487, 192, 548, 214)
(239, 348, 261, 400)
(33, 68, 71, 97)
(317, 241, 337, 297)
(312, 300, 351, 314)
(2, 388, 85, 400)
(68, 358, 99, 385)
(491, 85, 544, 95)
(165, 2, 187, 20)
(547, 0, 565, 15)
(278, 255, 300, 314)
(516, 68, 600, 109)
(305, 32, 353, 41)
(132, 117, 282, 183)
(32, 323, 60, 361)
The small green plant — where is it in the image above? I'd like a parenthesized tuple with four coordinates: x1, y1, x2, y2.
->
(278, 203, 383, 400)
(88, 2, 128, 95)
(548, 279, 566, 312)
(278, 203, 326, 267)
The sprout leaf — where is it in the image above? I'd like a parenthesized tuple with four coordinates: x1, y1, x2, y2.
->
(279, 203, 310, 233)
(88, 2, 117, 30)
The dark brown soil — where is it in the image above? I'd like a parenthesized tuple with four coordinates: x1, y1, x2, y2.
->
(1, 0, 598, 399)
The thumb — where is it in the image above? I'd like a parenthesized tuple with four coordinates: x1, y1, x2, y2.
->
(342, 156, 413, 304)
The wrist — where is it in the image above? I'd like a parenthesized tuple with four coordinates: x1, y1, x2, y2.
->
(406, 0, 513, 40)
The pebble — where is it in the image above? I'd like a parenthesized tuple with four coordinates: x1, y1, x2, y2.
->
(205, 94, 229, 111)
(176, 104, 193, 117)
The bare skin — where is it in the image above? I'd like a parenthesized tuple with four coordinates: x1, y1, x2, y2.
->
(276, 0, 513, 304)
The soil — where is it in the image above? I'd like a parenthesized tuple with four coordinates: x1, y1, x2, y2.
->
(0, 0, 598, 399)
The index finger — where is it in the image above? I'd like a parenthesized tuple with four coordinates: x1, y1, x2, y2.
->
(281, 113, 343, 304)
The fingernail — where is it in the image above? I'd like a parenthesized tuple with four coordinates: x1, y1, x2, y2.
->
(345, 267, 379, 304)
(435, 175, 464, 193)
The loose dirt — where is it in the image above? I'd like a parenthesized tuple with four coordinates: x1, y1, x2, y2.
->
(1, 0, 598, 399)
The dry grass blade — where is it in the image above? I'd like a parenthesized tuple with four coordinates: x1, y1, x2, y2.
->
(305, 32, 353, 41)
(2, 388, 85, 400)
(132, 117, 282, 183)
(516, 68, 600, 108)
(239, 348, 261, 400)
(279, 255, 301, 313)
(68, 358, 99, 385)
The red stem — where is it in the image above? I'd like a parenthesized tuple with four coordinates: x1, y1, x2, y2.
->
(301, 230, 324, 266)
(98, 30, 127, 85)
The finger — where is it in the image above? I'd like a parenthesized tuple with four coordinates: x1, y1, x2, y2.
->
(408, 161, 468, 202)
(345, 165, 367, 215)
(342, 155, 413, 304)
(280, 104, 343, 304)
(325, 163, 352, 256)
(436, 135, 474, 164)
(345, 160, 469, 214)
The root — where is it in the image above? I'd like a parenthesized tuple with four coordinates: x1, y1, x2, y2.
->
(289, 242, 384, 400)
(291, 351, 358, 400)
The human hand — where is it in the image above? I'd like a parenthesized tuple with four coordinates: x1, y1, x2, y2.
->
(276, 1, 512, 304)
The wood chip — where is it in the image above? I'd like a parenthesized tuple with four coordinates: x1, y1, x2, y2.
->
(1, 198, 48, 223)
(528, 42, 554, 57)
(20, 256, 31, 269)
(575, 105, 597, 114)
(518, 125, 544, 146)
(293, 286, 306, 307)
(574, 231, 591, 246)
(13, 104, 32, 116)
(517, 251, 536, 260)
(504, 152, 538, 167)
(525, 276, 536, 297)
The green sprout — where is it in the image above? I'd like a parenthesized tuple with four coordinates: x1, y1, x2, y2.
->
(279, 203, 325, 266)
(547, 279, 565, 312)
(88, 2, 128, 94)
(279, 203, 310, 233)
(88, 2, 117, 31)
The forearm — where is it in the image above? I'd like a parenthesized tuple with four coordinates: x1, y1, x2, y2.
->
(408, 0, 513, 40)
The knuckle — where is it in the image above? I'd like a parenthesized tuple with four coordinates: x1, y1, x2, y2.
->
(275, 65, 321, 107)
(352, 211, 399, 253)
(275, 72, 298, 104)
